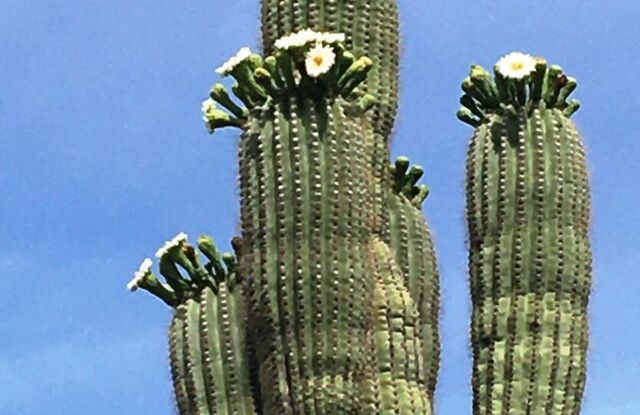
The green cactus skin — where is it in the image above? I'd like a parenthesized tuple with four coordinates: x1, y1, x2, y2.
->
(459, 57, 592, 415)
(371, 237, 432, 415)
(260, 0, 400, 139)
(169, 283, 256, 415)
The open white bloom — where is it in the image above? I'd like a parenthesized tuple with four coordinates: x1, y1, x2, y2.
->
(496, 52, 537, 79)
(305, 44, 336, 78)
(155, 232, 189, 259)
(215, 47, 253, 75)
(275, 29, 345, 50)
(201, 98, 215, 122)
(275, 29, 319, 49)
(127, 258, 153, 291)
(318, 32, 345, 45)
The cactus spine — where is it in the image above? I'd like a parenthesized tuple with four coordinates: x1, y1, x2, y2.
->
(459, 54, 592, 415)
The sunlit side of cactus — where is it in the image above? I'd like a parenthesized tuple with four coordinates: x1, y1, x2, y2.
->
(458, 53, 592, 415)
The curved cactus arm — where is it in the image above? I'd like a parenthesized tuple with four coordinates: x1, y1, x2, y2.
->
(129, 235, 259, 415)
(387, 156, 441, 404)
(370, 237, 432, 415)
(460, 53, 592, 415)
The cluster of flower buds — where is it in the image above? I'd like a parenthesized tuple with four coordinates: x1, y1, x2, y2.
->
(201, 28, 376, 134)
(457, 52, 580, 127)
(390, 156, 430, 207)
(127, 233, 240, 307)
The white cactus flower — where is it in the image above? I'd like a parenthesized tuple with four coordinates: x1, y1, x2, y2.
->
(155, 232, 189, 259)
(201, 98, 216, 122)
(215, 47, 253, 75)
(318, 32, 345, 45)
(127, 258, 153, 291)
(275, 31, 305, 50)
(496, 52, 537, 79)
(273, 29, 317, 49)
(305, 43, 336, 78)
(275, 29, 346, 50)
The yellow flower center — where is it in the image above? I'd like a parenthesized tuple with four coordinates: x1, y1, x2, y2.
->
(313, 55, 324, 66)
(510, 61, 524, 71)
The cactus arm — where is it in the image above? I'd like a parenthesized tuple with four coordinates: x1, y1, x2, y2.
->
(131, 237, 259, 415)
(460, 55, 592, 415)
(388, 157, 441, 405)
(370, 237, 431, 415)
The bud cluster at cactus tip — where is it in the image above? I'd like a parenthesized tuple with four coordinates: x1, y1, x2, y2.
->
(457, 51, 581, 127)
(127, 232, 241, 308)
(201, 29, 375, 134)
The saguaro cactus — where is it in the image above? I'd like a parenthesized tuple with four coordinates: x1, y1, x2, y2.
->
(132, 21, 438, 411)
(458, 52, 592, 415)
(126, 2, 595, 414)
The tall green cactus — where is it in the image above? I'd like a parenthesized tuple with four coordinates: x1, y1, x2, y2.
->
(458, 53, 592, 415)
(258, 1, 441, 403)
(126, 2, 595, 415)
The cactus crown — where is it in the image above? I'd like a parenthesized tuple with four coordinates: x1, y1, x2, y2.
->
(127, 233, 241, 307)
(202, 30, 375, 134)
(457, 52, 580, 127)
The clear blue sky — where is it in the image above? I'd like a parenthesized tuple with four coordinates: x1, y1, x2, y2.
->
(1, 1, 638, 414)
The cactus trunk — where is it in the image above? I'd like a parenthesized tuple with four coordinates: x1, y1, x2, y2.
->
(238, 95, 378, 414)
(259, 2, 442, 405)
